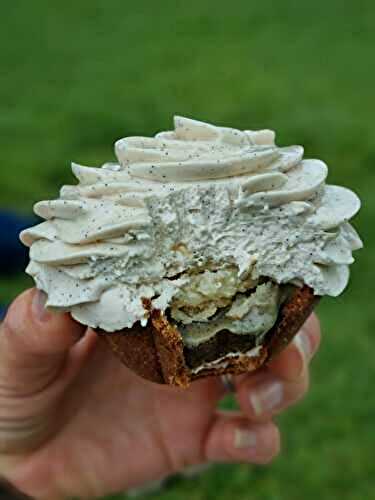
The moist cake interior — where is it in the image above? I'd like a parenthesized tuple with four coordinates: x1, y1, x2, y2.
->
(162, 266, 295, 370)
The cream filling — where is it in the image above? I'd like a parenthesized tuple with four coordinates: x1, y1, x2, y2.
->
(190, 346, 263, 375)
(170, 265, 258, 324)
(176, 281, 280, 347)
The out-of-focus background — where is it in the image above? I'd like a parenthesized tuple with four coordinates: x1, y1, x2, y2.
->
(0, 1, 374, 499)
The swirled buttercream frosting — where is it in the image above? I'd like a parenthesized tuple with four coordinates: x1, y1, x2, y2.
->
(21, 116, 362, 336)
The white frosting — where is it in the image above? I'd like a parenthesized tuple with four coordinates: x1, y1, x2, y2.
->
(21, 116, 362, 332)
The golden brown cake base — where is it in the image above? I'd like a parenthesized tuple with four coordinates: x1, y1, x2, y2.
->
(97, 285, 319, 388)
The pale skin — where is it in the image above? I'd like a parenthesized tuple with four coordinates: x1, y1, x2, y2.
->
(0, 289, 321, 499)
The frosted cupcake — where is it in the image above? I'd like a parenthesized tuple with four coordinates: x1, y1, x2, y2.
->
(21, 117, 362, 386)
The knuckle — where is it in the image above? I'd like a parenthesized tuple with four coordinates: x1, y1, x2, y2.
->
(305, 313, 322, 352)
(298, 383, 309, 402)
(0, 291, 32, 344)
(257, 426, 281, 464)
(291, 375, 309, 404)
(1, 306, 28, 352)
(258, 448, 279, 465)
(1, 308, 18, 343)
(294, 319, 320, 367)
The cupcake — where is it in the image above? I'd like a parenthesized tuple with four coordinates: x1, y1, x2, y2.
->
(20, 117, 362, 387)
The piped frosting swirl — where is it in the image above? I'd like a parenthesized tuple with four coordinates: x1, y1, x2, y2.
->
(21, 116, 362, 332)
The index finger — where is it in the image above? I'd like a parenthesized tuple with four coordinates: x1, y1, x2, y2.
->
(266, 313, 321, 382)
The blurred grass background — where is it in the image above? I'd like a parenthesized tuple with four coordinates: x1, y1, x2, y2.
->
(0, 1, 374, 499)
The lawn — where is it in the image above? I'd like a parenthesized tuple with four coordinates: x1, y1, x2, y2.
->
(1, 1, 374, 499)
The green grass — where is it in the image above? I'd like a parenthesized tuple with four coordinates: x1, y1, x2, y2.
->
(1, 1, 374, 499)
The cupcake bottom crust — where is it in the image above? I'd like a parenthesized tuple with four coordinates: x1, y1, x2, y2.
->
(96, 285, 319, 388)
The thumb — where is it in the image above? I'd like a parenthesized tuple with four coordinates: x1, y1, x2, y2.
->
(0, 288, 86, 395)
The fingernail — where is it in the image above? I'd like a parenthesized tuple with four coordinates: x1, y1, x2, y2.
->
(32, 290, 50, 322)
(294, 330, 312, 362)
(250, 380, 283, 416)
(234, 428, 257, 449)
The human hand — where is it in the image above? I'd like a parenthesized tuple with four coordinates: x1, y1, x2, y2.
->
(0, 288, 321, 499)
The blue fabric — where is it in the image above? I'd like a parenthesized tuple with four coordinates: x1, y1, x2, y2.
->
(0, 211, 37, 275)
(0, 305, 7, 322)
